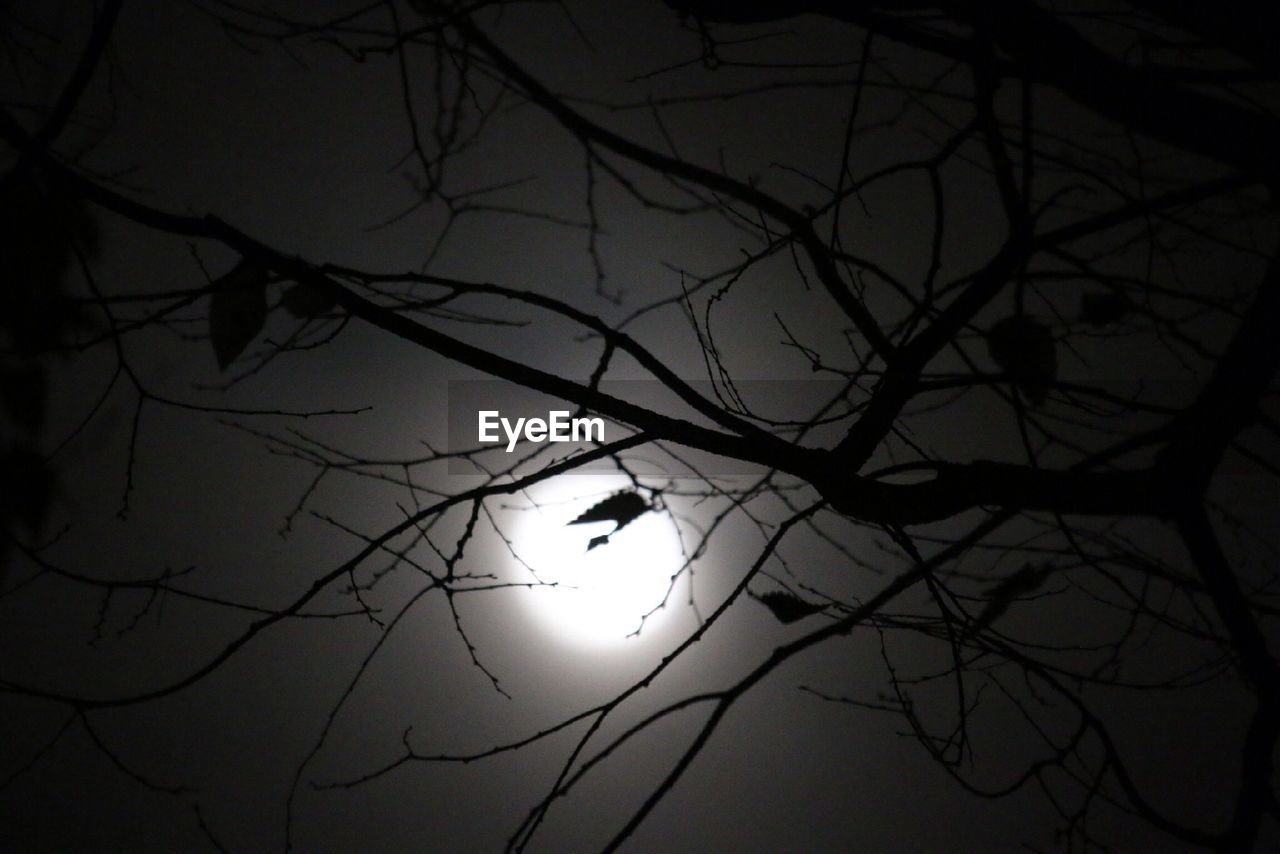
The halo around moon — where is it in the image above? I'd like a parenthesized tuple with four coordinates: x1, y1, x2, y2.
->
(510, 477, 684, 648)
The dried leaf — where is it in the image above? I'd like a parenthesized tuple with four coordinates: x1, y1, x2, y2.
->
(752, 589, 826, 624)
(0, 448, 52, 536)
(281, 279, 337, 319)
(567, 491, 650, 531)
(987, 315, 1057, 405)
(0, 170, 97, 353)
(1080, 291, 1133, 327)
(209, 259, 269, 370)
(0, 365, 46, 434)
(972, 563, 1055, 632)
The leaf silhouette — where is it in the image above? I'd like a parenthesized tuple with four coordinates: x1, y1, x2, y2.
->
(567, 490, 650, 531)
(971, 563, 1055, 634)
(0, 448, 52, 537)
(209, 259, 269, 370)
(987, 315, 1057, 406)
(281, 279, 337, 318)
(1080, 291, 1133, 327)
(0, 365, 46, 434)
(1, 169, 98, 354)
(751, 589, 826, 624)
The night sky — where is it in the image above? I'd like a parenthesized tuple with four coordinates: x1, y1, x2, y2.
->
(2, 2, 1279, 852)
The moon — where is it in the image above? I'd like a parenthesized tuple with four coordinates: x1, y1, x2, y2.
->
(510, 477, 685, 647)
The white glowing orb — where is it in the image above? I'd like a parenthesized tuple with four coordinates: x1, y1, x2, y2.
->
(512, 478, 684, 647)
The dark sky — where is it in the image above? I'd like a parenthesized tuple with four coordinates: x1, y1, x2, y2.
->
(2, 1, 1279, 852)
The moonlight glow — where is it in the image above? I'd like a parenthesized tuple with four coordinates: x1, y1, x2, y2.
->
(512, 478, 684, 647)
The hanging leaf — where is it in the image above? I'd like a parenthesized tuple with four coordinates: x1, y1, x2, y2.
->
(971, 563, 1055, 633)
(281, 279, 337, 319)
(1080, 291, 1133, 327)
(751, 589, 826, 624)
(567, 490, 650, 532)
(0, 365, 47, 434)
(586, 534, 612, 552)
(0, 448, 53, 537)
(987, 315, 1057, 406)
(1, 169, 98, 354)
(208, 259, 269, 370)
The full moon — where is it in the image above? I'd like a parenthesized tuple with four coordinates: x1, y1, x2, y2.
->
(511, 477, 685, 647)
